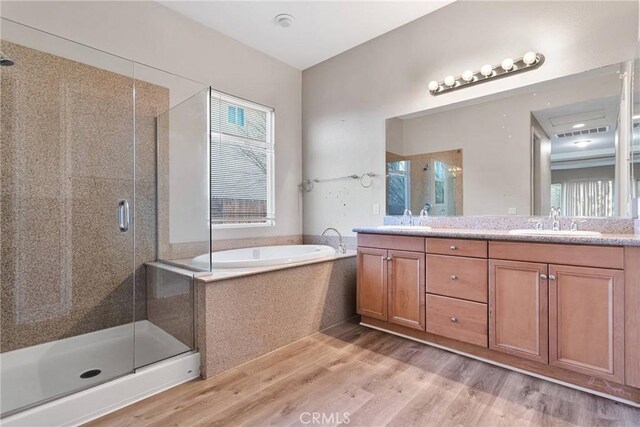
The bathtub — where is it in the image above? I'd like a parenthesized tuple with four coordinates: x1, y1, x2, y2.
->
(191, 244, 336, 269)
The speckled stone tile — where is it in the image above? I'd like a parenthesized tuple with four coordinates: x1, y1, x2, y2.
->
(146, 264, 194, 348)
(354, 226, 640, 246)
(0, 41, 168, 351)
(383, 215, 636, 234)
(195, 257, 356, 378)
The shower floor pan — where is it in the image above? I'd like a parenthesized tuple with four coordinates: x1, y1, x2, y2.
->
(1, 320, 198, 425)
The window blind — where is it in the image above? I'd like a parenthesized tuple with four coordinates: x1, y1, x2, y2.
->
(210, 93, 274, 225)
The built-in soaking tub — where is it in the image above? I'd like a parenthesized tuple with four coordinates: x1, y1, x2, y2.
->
(192, 244, 357, 378)
(192, 244, 336, 269)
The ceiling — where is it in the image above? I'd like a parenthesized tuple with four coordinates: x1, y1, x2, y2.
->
(533, 96, 620, 169)
(159, 1, 454, 70)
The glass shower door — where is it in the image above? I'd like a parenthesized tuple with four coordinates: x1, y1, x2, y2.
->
(0, 19, 136, 416)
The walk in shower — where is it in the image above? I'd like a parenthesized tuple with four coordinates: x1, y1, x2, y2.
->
(0, 18, 210, 418)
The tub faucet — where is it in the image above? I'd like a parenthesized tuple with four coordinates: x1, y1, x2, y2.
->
(321, 227, 346, 254)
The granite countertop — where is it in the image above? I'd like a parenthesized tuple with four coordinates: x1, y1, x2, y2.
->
(353, 227, 640, 247)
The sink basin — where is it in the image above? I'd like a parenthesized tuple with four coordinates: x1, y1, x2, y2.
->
(509, 229, 602, 237)
(378, 225, 432, 231)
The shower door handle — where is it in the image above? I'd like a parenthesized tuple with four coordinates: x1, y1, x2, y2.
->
(118, 200, 130, 232)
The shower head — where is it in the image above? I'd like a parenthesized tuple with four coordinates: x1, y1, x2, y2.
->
(0, 52, 15, 66)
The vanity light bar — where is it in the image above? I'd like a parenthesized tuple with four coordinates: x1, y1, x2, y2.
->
(428, 52, 545, 96)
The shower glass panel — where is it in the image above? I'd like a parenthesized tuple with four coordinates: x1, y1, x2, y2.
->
(136, 63, 208, 369)
(0, 19, 136, 416)
(157, 86, 212, 272)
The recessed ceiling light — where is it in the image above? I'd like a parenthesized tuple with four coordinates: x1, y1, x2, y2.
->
(633, 114, 640, 120)
(574, 140, 591, 148)
(274, 14, 294, 28)
(572, 123, 585, 129)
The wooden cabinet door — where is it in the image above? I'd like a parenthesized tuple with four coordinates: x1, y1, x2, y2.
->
(388, 250, 425, 330)
(357, 248, 388, 320)
(549, 265, 625, 383)
(489, 260, 548, 363)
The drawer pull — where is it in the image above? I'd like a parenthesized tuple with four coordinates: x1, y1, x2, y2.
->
(450, 274, 458, 280)
(450, 316, 458, 323)
(450, 245, 457, 250)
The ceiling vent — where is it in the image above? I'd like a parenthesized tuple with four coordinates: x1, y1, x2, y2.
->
(555, 125, 610, 138)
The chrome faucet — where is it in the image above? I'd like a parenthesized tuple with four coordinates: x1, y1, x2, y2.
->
(550, 207, 561, 231)
(401, 209, 414, 226)
(321, 227, 346, 254)
(419, 208, 429, 226)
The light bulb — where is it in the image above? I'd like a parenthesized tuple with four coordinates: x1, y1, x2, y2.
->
(444, 75, 456, 87)
(501, 58, 514, 71)
(572, 123, 585, 129)
(480, 64, 493, 77)
(461, 70, 474, 82)
(428, 80, 439, 92)
(523, 51, 538, 65)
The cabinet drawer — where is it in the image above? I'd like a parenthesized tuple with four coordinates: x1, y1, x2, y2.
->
(358, 234, 424, 252)
(426, 238, 487, 258)
(427, 255, 488, 303)
(426, 294, 488, 347)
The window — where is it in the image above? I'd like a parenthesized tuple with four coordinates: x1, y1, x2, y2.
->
(210, 92, 274, 227)
(386, 161, 410, 215)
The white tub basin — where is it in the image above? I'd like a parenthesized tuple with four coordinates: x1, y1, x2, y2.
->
(192, 245, 337, 269)
(508, 229, 602, 237)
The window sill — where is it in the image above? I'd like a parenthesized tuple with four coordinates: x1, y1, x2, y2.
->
(210, 222, 275, 230)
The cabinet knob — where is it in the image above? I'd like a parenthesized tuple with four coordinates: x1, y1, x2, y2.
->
(450, 316, 458, 323)
(450, 245, 457, 250)
(549, 275, 556, 281)
(540, 274, 548, 280)
(450, 274, 458, 280)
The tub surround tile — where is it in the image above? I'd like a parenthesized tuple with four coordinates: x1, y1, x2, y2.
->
(196, 257, 356, 378)
(383, 215, 635, 234)
(354, 226, 640, 247)
(146, 265, 194, 349)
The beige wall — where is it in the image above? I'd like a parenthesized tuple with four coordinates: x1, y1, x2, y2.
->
(1, 0, 303, 242)
(303, 1, 638, 235)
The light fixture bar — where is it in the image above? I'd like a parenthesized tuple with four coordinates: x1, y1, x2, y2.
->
(428, 52, 545, 96)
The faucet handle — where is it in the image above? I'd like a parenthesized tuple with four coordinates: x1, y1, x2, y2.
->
(570, 219, 587, 231)
(528, 218, 544, 230)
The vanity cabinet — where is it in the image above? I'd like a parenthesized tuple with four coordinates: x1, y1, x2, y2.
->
(356, 232, 640, 404)
(488, 242, 626, 382)
(489, 260, 548, 363)
(356, 247, 388, 321)
(357, 235, 425, 330)
(548, 265, 624, 383)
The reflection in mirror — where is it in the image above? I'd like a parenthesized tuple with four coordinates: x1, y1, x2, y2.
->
(632, 57, 640, 218)
(386, 62, 637, 218)
(386, 149, 462, 216)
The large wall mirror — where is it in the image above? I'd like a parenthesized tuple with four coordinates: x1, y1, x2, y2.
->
(386, 60, 639, 218)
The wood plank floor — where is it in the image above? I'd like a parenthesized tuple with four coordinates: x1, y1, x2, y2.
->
(88, 320, 640, 426)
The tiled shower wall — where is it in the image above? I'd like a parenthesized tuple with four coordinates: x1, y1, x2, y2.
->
(0, 42, 169, 352)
